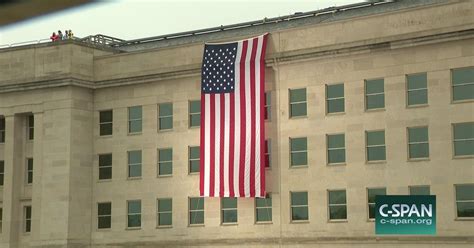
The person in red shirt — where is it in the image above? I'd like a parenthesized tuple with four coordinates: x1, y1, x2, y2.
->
(50, 32, 59, 42)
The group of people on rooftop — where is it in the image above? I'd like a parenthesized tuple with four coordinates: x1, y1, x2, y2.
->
(50, 30, 74, 42)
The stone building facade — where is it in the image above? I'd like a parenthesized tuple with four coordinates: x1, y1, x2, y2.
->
(0, 0, 473, 247)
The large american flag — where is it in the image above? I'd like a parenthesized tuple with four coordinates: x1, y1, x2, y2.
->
(200, 34, 268, 198)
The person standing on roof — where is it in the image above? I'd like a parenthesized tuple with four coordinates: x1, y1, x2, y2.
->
(58, 30, 63, 40)
(68, 29, 74, 39)
(50, 32, 59, 42)
(64, 30, 69, 40)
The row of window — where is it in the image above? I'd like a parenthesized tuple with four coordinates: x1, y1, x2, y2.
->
(0, 206, 31, 233)
(92, 184, 474, 230)
(0, 115, 33, 143)
(0, 159, 33, 187)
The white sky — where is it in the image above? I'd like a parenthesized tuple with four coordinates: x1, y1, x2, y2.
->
(0, 0, 359, 45)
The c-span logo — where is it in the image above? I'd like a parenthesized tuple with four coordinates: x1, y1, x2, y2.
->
(375, 195, 436, 235)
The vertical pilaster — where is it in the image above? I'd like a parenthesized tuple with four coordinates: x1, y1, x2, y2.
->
(30, 111, 43, 245)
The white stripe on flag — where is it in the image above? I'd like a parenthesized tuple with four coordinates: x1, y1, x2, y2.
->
(233, 41, 242, 197)
(204, 94, 211, 197)
(244, 38, 253, 197)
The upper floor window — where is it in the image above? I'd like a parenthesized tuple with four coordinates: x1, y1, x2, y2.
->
(128, 150, 142, 178)
(407, 73, 428, 106)
(365, 79, 384, 110)
(189, 146, 200, 174)
(327, 134, 345, 164)
(289, 88, 307, 118)
(158, 103, 173, 130)
(127, 200, 141, 228)
(455, 184, 474, 218)
(264, 139, 271, 168)
(97, 202, 112, 229)
(158, 148, 173, 176)
(0, 207, 2, 233)
(157, 198, 172, 227)
(291, 191, 308, 222)
(221, 197, 237, 224)
(27, 115, 34, 140)
(368, 188, 386, 220)
(328, 190, 347, 221)
(189, 197, 204, 225)
(290, 137, 307, 167)
(24, 206, 32, 233)
(326, 83, 344, 114)
(26, 158, 33, 184)
(189, 100, 201, 127)
(128, 106, 142, 134)
(366, 130, 386, 162)
(265, 92, 271, 120)
(0, 161, 4, 186)
(408, 127, 429, 159)
(409, 185, 430, 195)
(452, 67, 474, 102)
(98, 154, 112, 180)
(453, 122, 474, 157)
(0, 117, 5, 143)
(99, 110, 113, 136)
(255, 194, 272, 223)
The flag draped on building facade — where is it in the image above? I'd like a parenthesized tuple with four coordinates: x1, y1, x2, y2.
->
(200, 34, 268, 198)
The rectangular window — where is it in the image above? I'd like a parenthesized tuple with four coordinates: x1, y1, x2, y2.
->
(0, 207, 2, 233)
(408, 127, 429, 159)
(290, 137, 307, 167)
(289, 88, 307, 118)
(452, 67, 474, 102)
(365, 79, 385, 110)
(98, 154, 112, 180)
(409, 186, 430, 195)
(407, 73, 428, 106)
(368, 188, 386, 219)
(366, 130, 386, 161)
(127, 200, 141, 228)
(189, 100, 201, 127)
(255, 194, 272, 223)
(265, 92, 271, 120)
(327, 134, 345, 164)
(326, 83, 344, 114)
(97, 202, 111, 229)
(291, 191, 308, 221)
(27, 115, 34, 140)
(158, 103, 173, 130)
(24, 206, 31, 233)
(328, 190, 347, 220)
(158, 148, 172, 176)
(99, 110, 113, 136)
(453, 122, 474, 157)
(128, 150, 142, 178)
(157, 198, 172, 227)
(189, 197, 204, 225)
(221, 197, 237, 224)
(26, 158, 33, 184)
(455, 184, 474, 218)
(189, 146, 200, 174)
(0, 161, 3, 186)
(128, 106, 142, 133)
(264, 139, 271, 168)
(0, 117, 5, 143)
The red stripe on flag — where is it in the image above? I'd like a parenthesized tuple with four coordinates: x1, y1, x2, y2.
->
(219, 94, 225, 197)
(249, 38, 258, 197)
(200, 94, 205, 196)
(238, 40, 248, 197)
(229, 93, 235, 197)
(209, 95, 215, 197)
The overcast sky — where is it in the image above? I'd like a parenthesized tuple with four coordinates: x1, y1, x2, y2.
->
(0, 0, 359, 45)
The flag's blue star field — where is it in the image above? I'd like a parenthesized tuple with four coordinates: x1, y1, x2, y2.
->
(201, 43, 237, 94)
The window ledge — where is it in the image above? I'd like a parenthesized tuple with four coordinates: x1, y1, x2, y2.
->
(255, 221, 273, 225)
(366, 160, 386, 165)
(367, 219, 375, 222)
(327, 163, 346, 167)
(188, 172, 200, 176)
(96, 228, 111, 232)
(365, 108, 385, 113)
(453, 155, 474, 160)
(289, 115, 308, 120)
(158, 129, 173, 133)
(127, 177, 142, 181)
(98, 135, 113, 138)
(455, 217, 474, 221)
(157, 174, 173, 178)
(97, 179, 112, 183)
(221, 222, 238, 226)
(452, 99, 474, 104)
(189, 126, 200, 129)
(127, 132, 142, 136)
(407, 104, 428, 109)
(289, 165, 309, 169)
(328, 219, 348, 223)
(290, 220, 309, 224)
(408, 158, 430, 162)
(188, 224, 205, 227)
(126, 227, 141, 230)
(156, 225, 173, 229)
(326, 112, 345, 116)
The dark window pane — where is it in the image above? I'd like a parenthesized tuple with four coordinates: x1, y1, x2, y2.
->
(159, 162, 172, 175)
(409, 143, 429, 159)
(159, 117, 173, 130)
(408, 90, 428, 105)
(28, 127, 34, 140)
(98, 203, 111, 215)
(256, 208, 272, 222)
(366, 79, 384, 94)
(190, 161, 200, 173)
(290, 88, 306, 102)
(291, 206, 308, 221)
(0, 174, 3, 186)
(100, 123, 112, 136)
(454, 140, 474, 156)
(190, 101, 201, 113)
(128, 201, 141, 214)
(158, 199, 172, 212)
(128, 215, 141, 227)
(408, 127, 428, 142)
(98, 216, 111, 229)
(328, 149, 345, 164)
(159, 149, 172, 162)
(368, 188, 386, 203)
(256, 197, 272, 208)
(452, 67, 474, 85)
(367, 131, 385, 146)
(128, 151, 142, 164)
(457, 202, 474, 218)
(407, 73, 427, 90)
(328, 134, 345, 148)
(0, 118, 4, 130)
(327, 99, 345, 113)
(27, 159, 33, 170)
(190, 147, 200, 159)
(327, 84, 344, 98)
(25, 220, 31, 232)
(190, 211, 204, 224)
(329, 205, 347, 220)
(367, 146, 386, 161)
(222, 198, 237, 208)
(454, 123, 474, 140)
(128, 106, 142, 120)
(190, 198, 204, 210)
(291, 152, 307, 166)
(129, 120, 142, 133)
(159, 213, 172, 226)
(190, 114, 201, 127)
(410, 186, 430, 195)
(369, 204, 376, 219)
(366, 94, 385, 109)
(25, 206, 31, 218)
(99, 154, 112, 167)
(99, 167, 112, 180)
(100, 111, 113, 123)
(291, 138, 307, 151)
(329, 190, 346, 204)
(159, 103, 173, 116)
(453, 84, 474, 101)
(290, 103, 307, 117)
(291, 192, 308, 205)
(129, 165, 141, 177)
(223, 210, 238, 223)
(456, 185, 474, 201)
